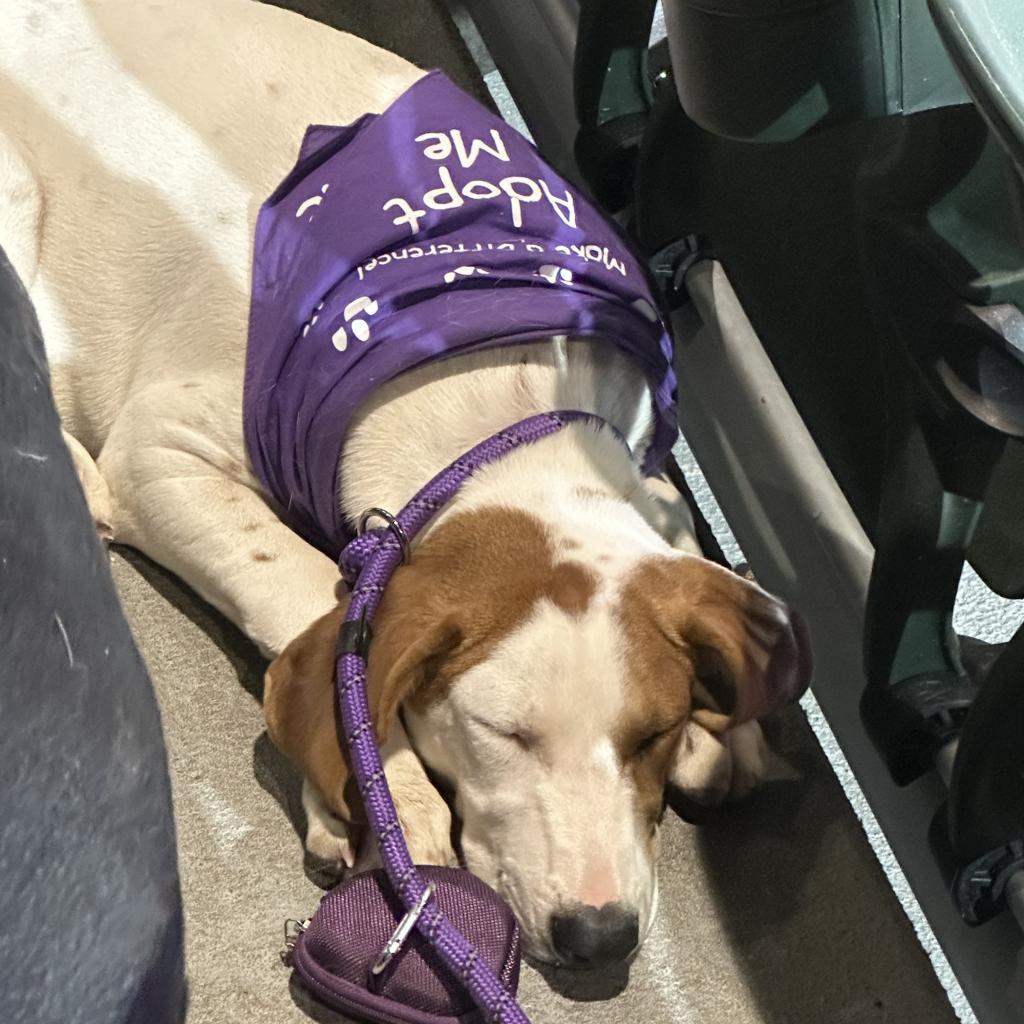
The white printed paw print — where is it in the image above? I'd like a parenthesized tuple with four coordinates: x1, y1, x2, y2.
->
(536, 265, 574, 285)
(631, 298, 659, 322)
(331, 296, 379, 352)
(296, 183, 330, 222)
(443, 265, 490, 284)
(301, 300, 325, 338)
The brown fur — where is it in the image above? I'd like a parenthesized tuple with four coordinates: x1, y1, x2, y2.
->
(619, 555, 785, 729)
(546, 561, 598, 617)
(263, 601, 362, 821)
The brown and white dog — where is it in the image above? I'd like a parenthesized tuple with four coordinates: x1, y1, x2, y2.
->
(0, 0, 810, 967)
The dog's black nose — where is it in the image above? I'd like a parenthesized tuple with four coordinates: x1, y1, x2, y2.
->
(550, 903, 639, 967)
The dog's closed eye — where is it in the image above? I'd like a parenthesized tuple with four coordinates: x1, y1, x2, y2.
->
(470, 717, 537, 752)
(631, 720, 685, 760)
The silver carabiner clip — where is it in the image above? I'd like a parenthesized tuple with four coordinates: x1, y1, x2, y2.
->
(371, 883, 435, 976)
(281, 918, 310, 966)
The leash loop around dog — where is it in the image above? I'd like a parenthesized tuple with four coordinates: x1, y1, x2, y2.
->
(335, 411, 622, 1024)
(340, 512, 410, 586)
(357, 507, 411, 563)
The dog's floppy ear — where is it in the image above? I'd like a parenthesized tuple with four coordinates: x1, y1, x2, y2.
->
(678, 560, 812, 733)
(632, 557, 812, 735)
(263, 591, 463, 823)
(264, 601, 358, 822)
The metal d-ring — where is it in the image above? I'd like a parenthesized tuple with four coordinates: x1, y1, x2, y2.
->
(357, 507, 411, 564)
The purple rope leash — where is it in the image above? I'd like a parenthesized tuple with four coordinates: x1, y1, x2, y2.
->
(335, 411, 607, 1024)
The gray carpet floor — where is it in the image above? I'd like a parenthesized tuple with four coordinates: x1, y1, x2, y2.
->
(112, 547, 960, 1024)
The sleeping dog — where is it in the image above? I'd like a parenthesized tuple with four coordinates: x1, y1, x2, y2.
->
(0, 0, 810, 968)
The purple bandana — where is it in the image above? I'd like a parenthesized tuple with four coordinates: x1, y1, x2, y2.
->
(244, 71, 678, 556)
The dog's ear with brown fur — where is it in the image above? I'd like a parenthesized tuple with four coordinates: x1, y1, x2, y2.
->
(263, 589, 464, 825)
(263, 601, 360, 823)
(683, 569, 812, 734)
(633, 557, 812, 733)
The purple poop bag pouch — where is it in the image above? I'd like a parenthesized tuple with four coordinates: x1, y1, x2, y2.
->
(288, 865, 522, 1024)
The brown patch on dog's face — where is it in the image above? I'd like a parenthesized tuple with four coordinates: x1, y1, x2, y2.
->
(547, 561, 597, 617)
(263, 506, 596, 823)
(371, 507, 597, 720)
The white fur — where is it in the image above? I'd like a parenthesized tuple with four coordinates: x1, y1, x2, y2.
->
(0, 0, 784, 963)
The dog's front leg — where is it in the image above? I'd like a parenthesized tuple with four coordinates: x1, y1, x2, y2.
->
(302, 777, 358, 876)
(102, 403, 457, 872)
(299, 717, 456, 881)
(302, 716, 457, 881)
(351, 717, 458, 873)
(100, 418, 341, 658)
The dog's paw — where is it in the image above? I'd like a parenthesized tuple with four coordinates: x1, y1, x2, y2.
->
(304, 849, 351, 889)
(302, 778, 357, 885)
(725, 720, 801, 799)
(354, 786, 458, 868)
(401, 809, 458, 869)
(721, 720, 769, 801)
(305, 809, 357, 866)
(670, 719, 796, 806)
(669, 720, 734, 806)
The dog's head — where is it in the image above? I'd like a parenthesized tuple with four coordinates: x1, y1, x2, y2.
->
(264, 506, 810, 967)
